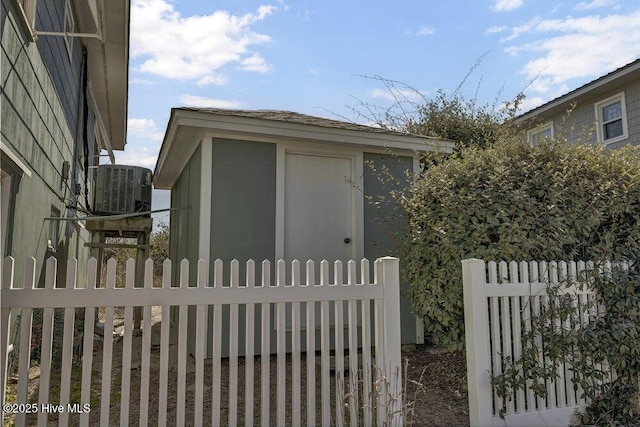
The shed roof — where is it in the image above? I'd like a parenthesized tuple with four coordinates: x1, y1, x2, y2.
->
(175, 107, 429, 137)
(154, 108, 453, 189)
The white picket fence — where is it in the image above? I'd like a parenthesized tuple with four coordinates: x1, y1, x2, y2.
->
(462, 258, 627, 427)
(1, 256, 403, 426)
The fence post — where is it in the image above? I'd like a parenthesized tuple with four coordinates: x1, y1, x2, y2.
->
(1, 257, 15, 419)
(380, 256, 402, 426)
(462, 258, 492, 427)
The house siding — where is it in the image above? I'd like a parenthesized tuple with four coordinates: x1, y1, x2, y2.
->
(1, 0, 95, 285)
(1, 0, 99, 371)
(538, 79, 640, 149)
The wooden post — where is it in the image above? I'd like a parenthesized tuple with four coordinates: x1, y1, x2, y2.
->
(0, 257, 15, 423)
(462, 258, 492, 427)
(133, 231, 149, 329)
(380, 256, 402, 427)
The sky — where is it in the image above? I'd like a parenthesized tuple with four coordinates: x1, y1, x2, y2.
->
(117, 0, 640, 224)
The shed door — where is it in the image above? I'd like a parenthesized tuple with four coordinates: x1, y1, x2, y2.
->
(284, 153, 353, 264)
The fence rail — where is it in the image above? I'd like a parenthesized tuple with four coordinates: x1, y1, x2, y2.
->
(462, 259, 627, 427)
(1, 255, 403, 426)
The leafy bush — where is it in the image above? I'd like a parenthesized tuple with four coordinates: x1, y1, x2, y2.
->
(398, 139, 640, 351)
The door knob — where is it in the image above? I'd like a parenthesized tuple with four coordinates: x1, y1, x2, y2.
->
(344, 238, 351, 244)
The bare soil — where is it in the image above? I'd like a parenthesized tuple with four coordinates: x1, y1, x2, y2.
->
(5, 308, 469, 426)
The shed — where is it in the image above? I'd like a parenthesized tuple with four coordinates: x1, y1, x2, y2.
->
(153, 108, 454, 356)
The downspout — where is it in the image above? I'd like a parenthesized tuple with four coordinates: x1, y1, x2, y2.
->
(81, 46, 91, 212)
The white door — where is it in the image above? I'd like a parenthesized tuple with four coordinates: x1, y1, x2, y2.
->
(284, 153, 353, 264)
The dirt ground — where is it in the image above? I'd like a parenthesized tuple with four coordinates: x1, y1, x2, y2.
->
(5, 307, 469, 426)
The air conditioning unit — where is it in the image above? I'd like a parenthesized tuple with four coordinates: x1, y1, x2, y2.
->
(95, 165, 152, 216)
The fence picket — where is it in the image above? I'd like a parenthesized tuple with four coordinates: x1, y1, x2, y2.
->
(139, 259, 154, 425)
(510, 261, 525, 414)
(194, 259, 208, 426)
(212, 259, 223, 425)
(498, 261, 513, 417)
(80, 258, 97, 427)
(176, 259, 189, 426)
(158, 259, 171, 427)
(347, 260, 359, 426)
(487, 261, 502, 415)
(100, 258, 117, 427)
(334, 260, 345, 427)
(229, 259, 240, 426)
(120, 258, 135, 426)
(260, 260, 271, 427)
(320, 260, 331, 426)
(291, 260, 302, 427)
(305, 260, 316, 427)
(37, 258, 57, 426)
(58, 258, 78, 426)
(15, 257, 35, 427)
(245, 260, 256, 426)
(276, 259, 287, 426)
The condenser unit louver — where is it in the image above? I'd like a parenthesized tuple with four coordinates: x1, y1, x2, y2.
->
(95, 165, 152, 216)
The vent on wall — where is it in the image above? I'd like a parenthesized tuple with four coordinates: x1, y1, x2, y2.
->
(95, 165, 152, 216)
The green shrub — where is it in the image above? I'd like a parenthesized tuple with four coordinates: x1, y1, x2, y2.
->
(398, 138, 640, 351)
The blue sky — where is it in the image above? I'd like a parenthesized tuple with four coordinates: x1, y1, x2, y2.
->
(118, 0, 640, 220)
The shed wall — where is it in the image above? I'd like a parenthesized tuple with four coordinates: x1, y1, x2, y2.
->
(363, 153, 418, 345)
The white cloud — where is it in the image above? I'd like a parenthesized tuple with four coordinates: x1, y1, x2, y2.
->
(127, 118, 165, 142)
(131, 0, 275, 84)
(485, 25, 507, 35)
(370, 87, 427, 104)
(492, 0, 524, 12)
(503, 11, 640, 95)
(178, 95, 243, 109)
(414, 25, 435, 36)
(129, 78, 154, 85)
(240, 53, 272, 72)
(115, 146, 160, 169)
(574, 0, 618, 11)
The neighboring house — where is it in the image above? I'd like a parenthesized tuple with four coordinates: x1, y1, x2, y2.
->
(1, 0, 129, 362)
(515, 58, 640, 149)
(153, 108, 454, 355)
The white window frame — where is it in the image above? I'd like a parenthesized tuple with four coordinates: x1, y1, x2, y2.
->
(11, 0, 37, 41)
(63, 0, 76, 62)
(527, 122, 554, 146)
(594, 92, 629, 145)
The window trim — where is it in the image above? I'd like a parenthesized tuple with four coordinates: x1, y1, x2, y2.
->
(10, 0, 37, 41)
(63, 0, 76, 62)
(594, 92, 629, 145)
(527, 122, 554, 146)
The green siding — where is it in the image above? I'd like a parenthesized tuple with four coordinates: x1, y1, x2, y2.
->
(208, 139, 276, 357)
(363, 153, 417, 345)
(210, 139, 276, 268)
(170, 143, 201, 274)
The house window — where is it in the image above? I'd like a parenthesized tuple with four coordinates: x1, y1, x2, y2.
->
(595, 92, 628, 145)
(63, 0, 76, 62)
(527, 122, 554, 146)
